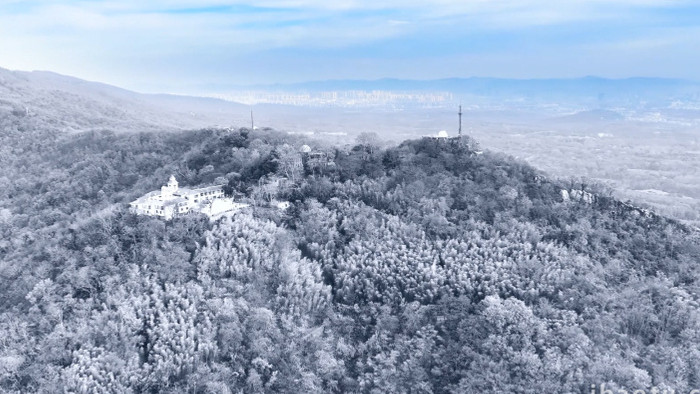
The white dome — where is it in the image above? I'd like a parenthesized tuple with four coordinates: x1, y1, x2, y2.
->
(300, 144, 312, 153)
(437, 130, 449, 138)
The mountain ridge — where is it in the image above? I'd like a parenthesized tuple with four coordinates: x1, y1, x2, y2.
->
(6, 66, 700, 105)
(0, 66, 249, 133)
(209, 75, 700, 98)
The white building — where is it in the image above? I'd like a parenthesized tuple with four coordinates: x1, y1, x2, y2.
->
(130, 175, 241, 220)
(423, 130, 452, 140)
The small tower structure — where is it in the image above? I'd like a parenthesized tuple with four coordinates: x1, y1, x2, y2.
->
(161, 175, 179, 198)
(458, 104, 463, 137)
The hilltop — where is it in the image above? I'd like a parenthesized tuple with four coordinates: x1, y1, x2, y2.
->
(0, 122, 699, 392)
(2, 67, 699, 226)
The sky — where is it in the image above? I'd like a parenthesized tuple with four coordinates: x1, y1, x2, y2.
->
(1, 0, 700, 94)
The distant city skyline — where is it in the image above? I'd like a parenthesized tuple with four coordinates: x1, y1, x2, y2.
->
(2, 1, 700, 94)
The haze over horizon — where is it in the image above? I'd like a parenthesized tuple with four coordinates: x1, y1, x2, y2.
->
(2, 0, 700, 95)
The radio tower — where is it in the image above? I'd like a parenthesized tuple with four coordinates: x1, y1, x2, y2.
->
(458, 105, 463, 137)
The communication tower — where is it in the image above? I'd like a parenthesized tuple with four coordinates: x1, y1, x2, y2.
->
(458, 105, 463, 137)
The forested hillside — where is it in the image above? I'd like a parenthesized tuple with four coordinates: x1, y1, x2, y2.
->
(1, 108, 700, 393)
(0, 67, 248, 133)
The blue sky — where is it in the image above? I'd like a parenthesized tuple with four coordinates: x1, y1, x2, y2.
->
(1, 0, 699, 94)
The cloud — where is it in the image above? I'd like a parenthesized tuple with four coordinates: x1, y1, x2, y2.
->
(5, 1, 694, 30)
(0, 0, 698, 91)
(0, 1, 418, 54)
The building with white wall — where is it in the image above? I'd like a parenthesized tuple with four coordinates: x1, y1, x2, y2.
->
(130, 175, 239, 219)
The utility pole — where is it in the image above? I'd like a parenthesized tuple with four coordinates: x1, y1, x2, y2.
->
(458, 104, 463, 137)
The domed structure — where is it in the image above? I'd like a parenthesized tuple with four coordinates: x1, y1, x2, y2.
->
(300, 144, 312, 153)
(160, 175, 179, 197)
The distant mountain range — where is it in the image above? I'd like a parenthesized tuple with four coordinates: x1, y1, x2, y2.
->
(256, 76, 698, 92)
(213, 76, 700, 107)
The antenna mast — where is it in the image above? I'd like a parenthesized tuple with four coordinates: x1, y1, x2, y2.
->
(458, 105, 463, 137)
(250, 109, 254, 130)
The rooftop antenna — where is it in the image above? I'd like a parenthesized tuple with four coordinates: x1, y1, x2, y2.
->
(458, 104, 463, 137)
(250, 109, 254, 130)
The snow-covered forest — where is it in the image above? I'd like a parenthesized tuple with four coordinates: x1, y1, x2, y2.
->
(1, 102, 700, 393)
